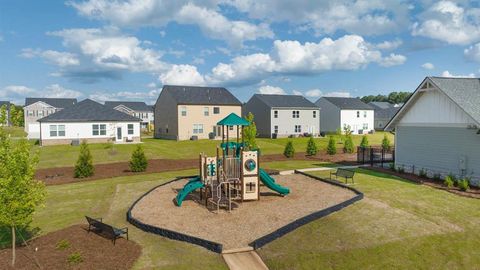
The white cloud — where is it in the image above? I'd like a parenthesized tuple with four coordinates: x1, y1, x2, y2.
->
(257, 85, 286, 95)
(464, 43, 480, 62)
(20, 48, 80, 67)
(421, 62, 435, 70)
(159, 64, 206, 86)
(375, 39, 403, 50)
(192, 57, 205, 65)
(0, 84, 83, 104)
(412, 1, 480, 45)
(378, 53, 407, 67)
(440, 70, 475, 78)
(89, 89, 160, 103)
(292, 90, 303, 96)
(69, 0, 273, 47)
(304, 89, 323, 98)
(324, 91, 352, 97)
(43, 84, 83, 98)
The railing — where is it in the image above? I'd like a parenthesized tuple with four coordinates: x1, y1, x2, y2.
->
(357, 146, 395, 165)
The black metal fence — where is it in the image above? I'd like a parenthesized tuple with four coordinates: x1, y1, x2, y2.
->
(357, 147, 395, 165)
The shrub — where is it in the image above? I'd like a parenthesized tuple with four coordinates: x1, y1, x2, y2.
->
(444, 175, 454, 189)
(129, 144, 148, 172)
(382, 134, 391, 151)
(419, 168, 428, 178)
(56, 239, 70, 250)
(67, 252, 83, 265)
(283, 141, 295, 158)
(327, 136, 336, 155)
(458, 178, 470, 191)
(397, 165, 405, 173)
(433, 173, 441, 181)
(343, 134, 355, 153)
(243, 112, 258, 150)
(74, 140, 94, 178)
(447, 172, 458, 186)
(389, 163, 396, 171)
(306, 137, 318, 156)
(360, 135, 369, 148)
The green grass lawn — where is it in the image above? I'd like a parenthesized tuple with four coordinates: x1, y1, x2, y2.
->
(36, 132, 393, 168)
(258, 169, 480, 270)
(3, 126, 26, 137)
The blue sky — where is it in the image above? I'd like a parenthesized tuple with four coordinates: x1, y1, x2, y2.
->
(1, 0, 480, 105)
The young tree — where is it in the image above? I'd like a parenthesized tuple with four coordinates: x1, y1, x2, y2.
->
(0, 105, 7, 126)
(343, 134, 355, 153)
(283, 141, 295, 158)
(327, 136, 337, 155)
(15, 107, 24, 127)
(0, 128, 45, 266)
(74, 140, 94, 178)
(360, 135, 369, 148)
(130, 144, 148, 172)
(9, 105, 16, 126)
(306, 136, 318, 156)
(243, 112, 258, 150)
(382, 134, 391, 151)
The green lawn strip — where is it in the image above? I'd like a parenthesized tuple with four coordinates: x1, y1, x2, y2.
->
(30, 169, 226, 270)
(262, 160, 337, 171)
(4, 126, 26, 137)
(35, 132, 394, 169)
(257, 168, 480, 270)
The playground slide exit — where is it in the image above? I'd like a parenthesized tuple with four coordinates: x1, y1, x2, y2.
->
(176, 176, 203, 206)
(259, 169, 290, 195)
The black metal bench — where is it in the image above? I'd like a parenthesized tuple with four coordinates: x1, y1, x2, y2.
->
(330, 168, 355, 184)
(85, 216, 128, 245)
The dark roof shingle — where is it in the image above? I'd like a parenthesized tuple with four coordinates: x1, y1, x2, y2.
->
(38, 99, 141, 122)
(162, 85, 241, 105)
(104, 101, 152, 111)
(318, 97, 373, 110)
(25, 98, 77, 108)
(254, 94, 318, 108)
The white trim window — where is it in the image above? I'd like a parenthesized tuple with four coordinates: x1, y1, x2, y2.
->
(213, 107, 220, 114)
(364, 111, 367, 118)
(274, 110, 278, 118)
(204, 107, 209, 116)
(274, 125, 278, 134)
(357, 111, 360, 118)
(313, 111, 317, 118)
(27, 110, 34, 116)
(49, 125, 65, 137)
(292, 110, 300, 118)
(128, 124, 134, 135)
(363, 123, 369, 130)
(193, 124, 204, 134)
(92, 124, 106, 136)
(180, 106, 187, 116)
(295, 125, 301, 133)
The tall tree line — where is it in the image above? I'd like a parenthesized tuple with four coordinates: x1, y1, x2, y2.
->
(0, 105, 24, 127)
(360, 91, 412, 104)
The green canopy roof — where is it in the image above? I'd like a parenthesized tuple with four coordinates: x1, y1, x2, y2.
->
(217, 113, 250, 126)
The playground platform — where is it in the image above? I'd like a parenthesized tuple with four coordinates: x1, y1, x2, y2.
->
(130, 173, 358, 251)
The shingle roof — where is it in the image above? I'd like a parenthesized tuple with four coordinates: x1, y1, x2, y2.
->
(429, 77, 480, 123)
(318, 97, 373, 110)
(0, 101, 11, 109)
(217, 113, 250, 126)
(161, 85, 241, 105)
(38, 99, 141, 122)
(374, 106, 401, 119)
(104, 101, 152, 111)
(25, 98, 77, 108)
(369, 102, 393, 110)
(253, 94, 318, 108)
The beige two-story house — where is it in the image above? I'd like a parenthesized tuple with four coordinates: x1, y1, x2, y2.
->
(154, 85, 242, 140)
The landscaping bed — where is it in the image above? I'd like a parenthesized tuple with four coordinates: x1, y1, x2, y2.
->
(0, 225, 141, 270)
(36, 152, 357, 185)
(367, 166, 480, 199)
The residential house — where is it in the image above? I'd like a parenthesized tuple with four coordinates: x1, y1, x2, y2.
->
(24, 98, 77, 139)
(154, 85, 242, 140)
(38, 99, 141, 146)
(243, 94, 320, 138)
(0, 101, 11, 126)
(385, 77, 480, 186)
(369, 101, 403, 130)
(316, 97, 374, 134)
(104, 101, 154, 129)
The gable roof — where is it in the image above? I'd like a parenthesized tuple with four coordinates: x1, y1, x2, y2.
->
(25, 98, 77, 108)
(369, 102, 393, 110)
(385, 77, 480, 130)
(217, 113, 250, 126)
(375, 106, 401, 119)
(161, 85, 241, 105)
(38, 99, 141, 122)
(317, 97, 373, 110)
(253, 94, 318, 108)
(104, 101, 152, 111)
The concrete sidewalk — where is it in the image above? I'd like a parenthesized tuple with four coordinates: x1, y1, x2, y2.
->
(222, 251, 269, 270)
(278, 164, 369, 175)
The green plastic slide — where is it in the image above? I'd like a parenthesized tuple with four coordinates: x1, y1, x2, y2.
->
(259, 169, 290, 195)
(176, 176, 204, 206)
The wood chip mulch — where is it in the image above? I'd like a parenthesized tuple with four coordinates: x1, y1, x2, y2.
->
(366, 167, 480, 199)
(0, 225, 141, 270)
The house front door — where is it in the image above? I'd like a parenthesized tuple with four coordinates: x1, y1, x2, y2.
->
(117, 127, 122, 141)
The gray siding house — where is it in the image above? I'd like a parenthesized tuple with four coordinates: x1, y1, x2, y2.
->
(243, 94, 320, 138)
(104, 101, 154, 129)
(385, 77, 480, 186)
(369, 102, 402, 130)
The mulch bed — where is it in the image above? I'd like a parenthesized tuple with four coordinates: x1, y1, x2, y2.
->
(0, 225, 141, 270)
(367, 166, 480, 199)
(36, 152, 358, 186)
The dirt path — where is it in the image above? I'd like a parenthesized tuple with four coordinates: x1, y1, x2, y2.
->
(36, 152, 357, 185)
(223, 251, 269, 270)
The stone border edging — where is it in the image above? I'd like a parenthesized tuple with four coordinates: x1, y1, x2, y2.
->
(126, 175, 224, 253)
(249, 170, 364, 250)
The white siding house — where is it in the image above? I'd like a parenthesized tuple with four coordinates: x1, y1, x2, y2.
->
(386, 77, 480, 186)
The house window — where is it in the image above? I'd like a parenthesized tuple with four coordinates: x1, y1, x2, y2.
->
(274, 125, 278, 134)
(193, 124, 204, 134)
(213, 107, 220, 114)
(27, 110, 33, 116)
(204, 107, 209, 116)
(180, 106, 187, 116)
(58, 125, 65, 136)
(363, 123, 368, 130)
(49, 125, 57, 137)
(128, 124, 134, 135)
(295, 125, 301, 133)
(292, 111, 299, 118)
(229, 126, 234, 131)
(357, 111, 360, 118)
(313, 111, 317, 118)
(274, 110, 278, 118)
(49, 125, 65, 137)
(92, 124, 106, 136)
(246, 182, 256, 193)
(38, 110, 44, 117)
(364, 111, 367, 118)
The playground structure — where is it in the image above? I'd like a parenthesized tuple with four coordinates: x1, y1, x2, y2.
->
(176, 113, 290, 211)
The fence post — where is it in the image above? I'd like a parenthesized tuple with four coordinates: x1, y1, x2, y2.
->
(381, 148, 384, 167)
(370, 147, 374, 166)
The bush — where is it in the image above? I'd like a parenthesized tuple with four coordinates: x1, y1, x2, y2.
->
(389, 163, 396, 171)
(67, 252, 83, 265)
(306, 137, 318, 156)
(382, 134, 391, 151)
(397, 165, 405, 173)
(74, 140, 94, 178)
(447, 172, 458, 186)
(419, 168, 428, 178)
(327, 136, 336, 155)
(360, 135, 369, 148)
(130, 144, 148, 172)
(458, 178, 470, 191)
(56, 239, 70, 250)
(444, 175, 454, 189)
(343, 134, 354, 153)
(433, 173, 441, 181)
(283, 141, 295, 158)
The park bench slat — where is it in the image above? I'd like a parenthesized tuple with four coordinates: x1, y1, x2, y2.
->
(85, 216, 129, 245)
(330, 168, 355, 184)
